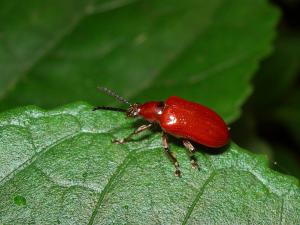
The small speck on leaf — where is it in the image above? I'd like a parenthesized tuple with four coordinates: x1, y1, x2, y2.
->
(14, 195, 27, 206)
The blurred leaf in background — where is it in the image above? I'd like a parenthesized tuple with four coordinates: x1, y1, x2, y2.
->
(232, 18, 300, 179)
(275, 90, 300, 145)
(0, 0, 278, 123)
(251, 30, 300, 111)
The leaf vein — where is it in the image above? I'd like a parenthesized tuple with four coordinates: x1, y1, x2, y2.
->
(182, 171, 217, 225)
(87, 0, 140, 15)
(87, 151, 133, 225)
(0, 131, 81, 186)
(279, 198, 284, 225)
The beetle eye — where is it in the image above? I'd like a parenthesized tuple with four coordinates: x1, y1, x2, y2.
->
(156, 101, 165, 114)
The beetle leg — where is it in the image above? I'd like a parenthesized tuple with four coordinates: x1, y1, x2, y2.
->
(162, 132, 181, 177)
(113, 124, 152, 144)
(183, 140, 199, 170)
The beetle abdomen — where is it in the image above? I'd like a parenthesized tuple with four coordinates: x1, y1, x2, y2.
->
(160, 96, 229, 148)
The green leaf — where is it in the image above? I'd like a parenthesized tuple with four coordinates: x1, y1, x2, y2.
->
(1, 103, 300, 224)
(0, 0, 279, 122)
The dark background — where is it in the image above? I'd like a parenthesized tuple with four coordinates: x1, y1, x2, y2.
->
(232, 0, 300, 178)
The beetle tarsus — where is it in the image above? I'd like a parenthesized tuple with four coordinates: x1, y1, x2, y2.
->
(191, 159, 199, 170)
(175, 169, 181, 177)
(112, 138, 126, 144)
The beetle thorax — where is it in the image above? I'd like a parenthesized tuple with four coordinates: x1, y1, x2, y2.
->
(138, 101, 164, 123)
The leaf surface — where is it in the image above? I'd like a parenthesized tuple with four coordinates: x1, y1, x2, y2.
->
(0, 103, 299, 224)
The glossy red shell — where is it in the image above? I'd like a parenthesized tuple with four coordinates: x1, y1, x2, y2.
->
(139, 96, 230, 148)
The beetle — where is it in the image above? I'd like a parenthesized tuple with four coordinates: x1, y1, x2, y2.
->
(93, 87, 230, 177)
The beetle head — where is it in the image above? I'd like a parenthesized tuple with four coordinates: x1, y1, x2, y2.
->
(126, 103, 141, 118)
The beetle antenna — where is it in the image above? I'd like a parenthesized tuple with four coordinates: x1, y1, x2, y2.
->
(93, 106, 127, 112)
(97, 87, 131, 105)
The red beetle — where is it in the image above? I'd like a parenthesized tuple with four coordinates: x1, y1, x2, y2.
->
(93, 87, 230, 176)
